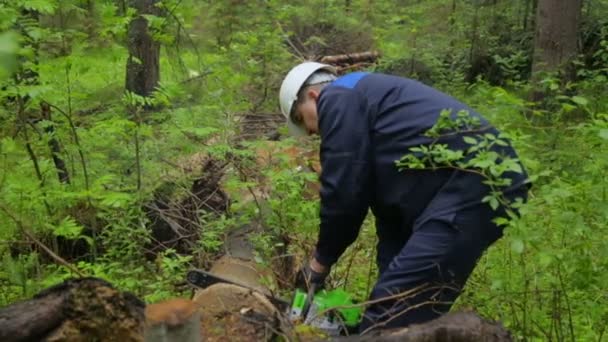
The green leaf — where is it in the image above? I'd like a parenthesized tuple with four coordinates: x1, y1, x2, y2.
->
(489, 197, 499, 210)
(20, 0, 57, 14)
(99, 192, 134, 208)
(571, 96, 589, 106)
(511, 239, 524, 254)
(538, 253, 553, 267)
(463, 136, 477, 145)
(599, 129, 608, 140)
(51, 217, 83, 239)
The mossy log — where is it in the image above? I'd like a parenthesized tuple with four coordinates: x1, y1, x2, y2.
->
(0, 277, 145, 342)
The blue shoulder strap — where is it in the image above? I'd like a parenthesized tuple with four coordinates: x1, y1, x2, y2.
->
(330, 72, 369, 89)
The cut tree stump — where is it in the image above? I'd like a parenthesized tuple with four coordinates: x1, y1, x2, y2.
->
(145, 298, 201, 342)
(189, 222, 283, 341)
(193, 283, 279, 342)
(0, 277, 145, 342)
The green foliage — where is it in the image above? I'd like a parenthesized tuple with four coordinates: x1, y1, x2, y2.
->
(1, 253, 40, 303)
(396, 109, 524, 211)
(460, 113, 608, 340)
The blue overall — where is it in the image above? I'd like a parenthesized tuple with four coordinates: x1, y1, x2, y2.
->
(311, 72, 529, 331)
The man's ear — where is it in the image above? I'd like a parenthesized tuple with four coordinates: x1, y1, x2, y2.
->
(307, 88, 320, 101)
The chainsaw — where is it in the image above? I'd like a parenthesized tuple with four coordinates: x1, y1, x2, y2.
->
(186, 269, 361, 336)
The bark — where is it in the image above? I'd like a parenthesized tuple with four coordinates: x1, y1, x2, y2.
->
(126, 0, 160, 97)
(0, 278, 145, 342)
(531, 0, 582, 78)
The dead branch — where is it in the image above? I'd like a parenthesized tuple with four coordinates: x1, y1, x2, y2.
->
(0, 203, 85, 277)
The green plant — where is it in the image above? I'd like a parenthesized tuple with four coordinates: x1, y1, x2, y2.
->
(396, 109, 525, 212)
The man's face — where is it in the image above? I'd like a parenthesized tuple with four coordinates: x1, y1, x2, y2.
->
(292, 88, 320, 135)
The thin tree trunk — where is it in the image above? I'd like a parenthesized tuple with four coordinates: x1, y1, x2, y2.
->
(522, 0, 531, 30)
(126, 0, 160, 98)
(41, 102, 70, 184)
(117, 0, 128, 16)
(450, 0, 457, 27)
(469, 1, 480, 69)
(14, 9, 54, 217)
(84, 0, 98, 40)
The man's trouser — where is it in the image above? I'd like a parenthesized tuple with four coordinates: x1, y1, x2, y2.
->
(359, 188, 527, 333)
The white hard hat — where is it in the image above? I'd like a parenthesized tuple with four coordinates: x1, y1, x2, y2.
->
(279, 62, 336, 136)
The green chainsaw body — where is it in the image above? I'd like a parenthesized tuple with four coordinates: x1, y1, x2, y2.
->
(289, 288, 362, 335)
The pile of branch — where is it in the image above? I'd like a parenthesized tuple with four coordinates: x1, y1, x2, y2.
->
(320, 51, 381, 73)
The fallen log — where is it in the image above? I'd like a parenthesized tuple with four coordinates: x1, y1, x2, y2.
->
(0, 277, 145, 342)
(341, 311, 512, 342)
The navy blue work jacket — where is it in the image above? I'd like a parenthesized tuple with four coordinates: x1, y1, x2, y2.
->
(313, 72, 528, 267)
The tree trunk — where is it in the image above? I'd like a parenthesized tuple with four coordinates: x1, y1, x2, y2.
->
(126, 0, 160, 98)
(531, 0, 581, 78)
(522, 0, 531, 30)
(84, 0, 98, 40)
(117, 0, 128, 16)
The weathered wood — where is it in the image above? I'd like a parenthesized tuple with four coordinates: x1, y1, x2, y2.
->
(0, 277, 145, 342)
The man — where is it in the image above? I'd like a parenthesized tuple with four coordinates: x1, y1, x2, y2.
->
(279, 62, 529, 332)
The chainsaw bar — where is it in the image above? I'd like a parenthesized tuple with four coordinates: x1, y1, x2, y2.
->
(186, 269, 290, 311)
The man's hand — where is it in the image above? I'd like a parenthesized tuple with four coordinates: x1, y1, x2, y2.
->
(294, 257, 329, 292)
